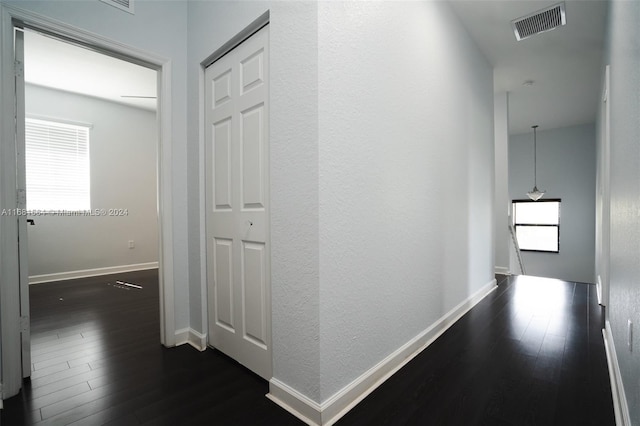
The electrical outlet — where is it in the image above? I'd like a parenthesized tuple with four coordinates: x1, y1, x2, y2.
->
(628, 319, 633, 352)
(128, 240, 135, 249)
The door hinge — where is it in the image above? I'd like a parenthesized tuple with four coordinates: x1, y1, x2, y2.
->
(20, 315, 29, 332)
(16, 188, 26, 208)
(14, 60, 23, 78)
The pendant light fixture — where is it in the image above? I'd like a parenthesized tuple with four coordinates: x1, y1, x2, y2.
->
(527, 125, 545, 201)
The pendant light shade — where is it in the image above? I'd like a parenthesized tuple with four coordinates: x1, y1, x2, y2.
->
(527, 186, 545, 201)
(527, 125, 545, 201)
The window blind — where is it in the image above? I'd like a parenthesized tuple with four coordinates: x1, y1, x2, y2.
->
(25, 118, 91, 211)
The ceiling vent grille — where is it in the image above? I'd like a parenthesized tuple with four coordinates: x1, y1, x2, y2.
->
(99, 0, 134, 15)
(512, 3, 566, 41)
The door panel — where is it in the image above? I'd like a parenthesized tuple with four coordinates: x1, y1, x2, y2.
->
(242, 241, 266, 347)
(213, 119, 233, 210)
(240, 49, 264, 93)
(205, 25, 271, 379)
(213, 70, 232, 107)
(241, 105, 265, 208)
(213, 238, 234, 331)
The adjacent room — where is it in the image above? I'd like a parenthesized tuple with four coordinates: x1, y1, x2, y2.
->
(13, 29, 162, 423)
(23, 31, 159, 283)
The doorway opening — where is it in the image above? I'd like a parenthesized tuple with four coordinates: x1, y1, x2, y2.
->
(22, 28, 161, 393)
(23, 30, 159, 283)
(1, 8, 175, 400)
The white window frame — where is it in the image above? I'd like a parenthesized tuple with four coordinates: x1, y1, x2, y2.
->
(512, 199, 561, 253)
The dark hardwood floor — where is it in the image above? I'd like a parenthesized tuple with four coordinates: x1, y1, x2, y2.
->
(1, 270, 300, 426)
(338, 274, 615, 426)
(1, 273, 614, 425)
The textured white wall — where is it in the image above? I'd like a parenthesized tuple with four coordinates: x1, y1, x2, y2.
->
(494, 93, 510, 273)
(601, 0, 640, 422)
(1, 0, 191, 329)
(187, 0, 494, 406)
(25, 85, 158, 277)
(186, 1, 321, 401)
(317, 1, 494, 401)
(509, 124, 596, 283)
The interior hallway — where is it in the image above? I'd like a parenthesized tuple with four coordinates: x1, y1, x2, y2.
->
(339, 275, 614, 425)
(1, 273, 614, 425)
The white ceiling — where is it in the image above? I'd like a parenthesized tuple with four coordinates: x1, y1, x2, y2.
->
(24, 30, 157, 111)
(450, 0, 608, 135)
(23, 2, 606, 134)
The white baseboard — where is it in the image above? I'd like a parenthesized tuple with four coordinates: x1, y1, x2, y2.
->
(175, 328, 207, 351)
(267, 380, 322, 425)
(494, 266, 510, 275)
(29, 262, 159, 285)
(268, 278, 498, 426)
(603, 321, 631, 426)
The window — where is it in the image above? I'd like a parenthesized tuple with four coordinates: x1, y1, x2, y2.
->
(512, 199, 560, 253)
(25, 118, 91, 211)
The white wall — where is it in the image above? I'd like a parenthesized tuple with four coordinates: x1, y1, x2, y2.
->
(187, 0, 494, 410)
(494, 92, 510, 274)
(25, 84, 158, 279)
(509, 124, 596, 283)
(187, 1, 321, 401)
(317, 1, 494, 402)
(599, 0, 640, 422)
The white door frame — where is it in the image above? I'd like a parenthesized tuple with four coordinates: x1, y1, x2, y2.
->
(598, 64, 611, 309)
(14, 27, 30, 379)
(0, 4, 176, 399)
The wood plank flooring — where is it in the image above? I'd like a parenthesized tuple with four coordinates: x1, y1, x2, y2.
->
(1, 270, 300, 426)
(338, 274, 615, 426)
(1, 273, 614, 425)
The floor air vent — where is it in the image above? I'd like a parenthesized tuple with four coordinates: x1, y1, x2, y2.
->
(108, 280, 143, 290)
(512, 2, 566, 41)
(99, 0, 134, 15)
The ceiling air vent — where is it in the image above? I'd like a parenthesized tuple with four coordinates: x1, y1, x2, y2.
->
(512, 2, 566, 41)
(99, 0, 134, 15)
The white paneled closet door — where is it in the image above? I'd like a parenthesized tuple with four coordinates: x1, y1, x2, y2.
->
(205, 25, 271, 379)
